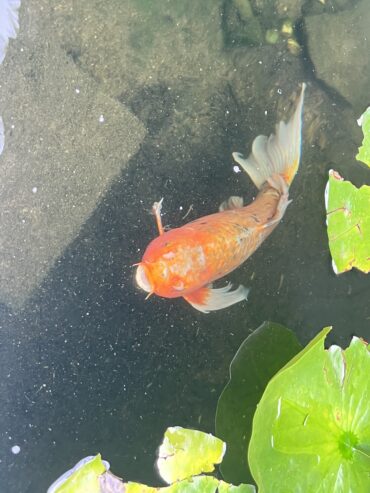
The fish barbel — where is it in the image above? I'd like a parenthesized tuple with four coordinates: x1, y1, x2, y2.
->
(136, 84, 306, 312)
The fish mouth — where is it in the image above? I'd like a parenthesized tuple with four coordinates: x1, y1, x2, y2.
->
(135, 263, 154, 294)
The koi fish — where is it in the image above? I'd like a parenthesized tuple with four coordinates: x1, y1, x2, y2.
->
(136, 83, 306, 312)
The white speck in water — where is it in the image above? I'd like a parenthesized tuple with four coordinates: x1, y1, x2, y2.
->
(75, 88, 80, 94)
(233, 165, 241, 173)
(32, 187, 37, 194)
(99, 114, 105, 123)
(11, 445, 21, 455)
(277, 88, 282, 95)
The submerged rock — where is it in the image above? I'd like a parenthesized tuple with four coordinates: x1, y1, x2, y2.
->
(252, 0, 305, 23)
(305, 0, 370, 113)
(222, 0, 264, 46)
(222, 0, 305, 48)
(304, 0, 362, 17)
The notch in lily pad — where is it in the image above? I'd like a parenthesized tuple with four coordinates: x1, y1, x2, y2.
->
(325, 169, 370, 274)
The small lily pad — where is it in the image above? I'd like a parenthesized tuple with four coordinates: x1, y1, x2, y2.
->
(356, 107, 370, 167)
(249, 327, 370, 492)
(215, 322, 302, 484)
(157, 427, 226, 484)
(325, 169, 370, 274)
(47, 455, 108, 493)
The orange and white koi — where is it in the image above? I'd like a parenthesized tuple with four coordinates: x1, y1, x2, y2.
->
(135, 84, 306, 312)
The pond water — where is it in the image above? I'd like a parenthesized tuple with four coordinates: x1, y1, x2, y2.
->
(0, 0, 369, 491)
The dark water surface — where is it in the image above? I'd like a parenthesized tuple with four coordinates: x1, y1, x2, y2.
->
(1, 1, 369, 491)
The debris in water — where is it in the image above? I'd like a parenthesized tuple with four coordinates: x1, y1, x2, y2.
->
(181, 204, 193, 220)
(277, 273, 284, 291)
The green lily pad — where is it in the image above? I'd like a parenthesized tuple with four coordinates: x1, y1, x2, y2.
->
(356, 107, 370, 167)
(249, 327, 370, 492)
(325, 169, 370, 274)
(157, 427, 226, 484)
(47, 455, 107, 493)
(215, 322, 302, 484)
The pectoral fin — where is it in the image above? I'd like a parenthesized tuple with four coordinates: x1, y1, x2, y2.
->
(219, 196, 244, 212)
(183, 283, 249, 313)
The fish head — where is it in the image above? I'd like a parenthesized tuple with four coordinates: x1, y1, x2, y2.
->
(135, 232, 206, 298)
(135, 235, 172, 296)
(135, 238, 173, 293)
(135, 257, 176, 298)
(135, 237, 189, 298)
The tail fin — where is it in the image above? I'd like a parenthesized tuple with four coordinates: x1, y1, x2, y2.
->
(232, 83, 306, 190)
